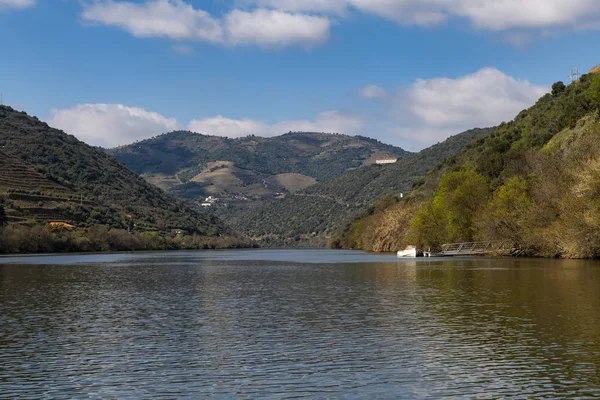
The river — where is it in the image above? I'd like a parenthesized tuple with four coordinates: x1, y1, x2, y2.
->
(1, 250, 599, 398)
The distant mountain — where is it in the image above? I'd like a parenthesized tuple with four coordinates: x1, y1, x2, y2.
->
(108, 131, 410, 200)
(0, 106, 235, 238)
(217, 127, 494, 247)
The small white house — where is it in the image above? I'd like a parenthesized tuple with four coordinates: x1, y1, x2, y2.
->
(376, 158, 398, 165)
(201, 196, 219, 207)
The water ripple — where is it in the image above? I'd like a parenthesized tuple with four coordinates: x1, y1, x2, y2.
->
(1, 251, 599, 398)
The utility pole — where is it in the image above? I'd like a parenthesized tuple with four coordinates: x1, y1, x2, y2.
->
(569, 67, 580, 83)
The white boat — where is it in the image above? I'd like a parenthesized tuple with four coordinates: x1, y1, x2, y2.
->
(397, 245, 423, 258)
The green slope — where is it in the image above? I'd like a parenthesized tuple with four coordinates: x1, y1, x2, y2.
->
(218, 127, 493, 247)
(0, 105, 232, 237)
(108, 131, 410, 199)
(335, 71, 600, 258)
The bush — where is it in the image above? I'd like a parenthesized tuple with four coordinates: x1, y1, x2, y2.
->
(476, 176, 534, 246)
(585, 75, 600, 111)
(0, 222, 254, 254)
(552, 81, 566, 97)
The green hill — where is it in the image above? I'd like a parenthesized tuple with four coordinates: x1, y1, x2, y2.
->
(334, 71, 600, 258)
(0, 105, 250, 252)
(217, 127, 493, 247)
(108, 131, 409, 200)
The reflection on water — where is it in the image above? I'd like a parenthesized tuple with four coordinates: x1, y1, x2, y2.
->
(1, 250, 599, 398)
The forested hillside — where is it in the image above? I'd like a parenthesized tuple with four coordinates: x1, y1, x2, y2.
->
(219, 127, 492, 247)
(109, 131, 409, 199)
(333, 68, 600, 259)
(0, 106, 251, 253)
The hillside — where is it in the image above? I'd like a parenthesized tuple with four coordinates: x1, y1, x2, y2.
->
(333, 71, 600, 258)
(108, 131, 409, 200)
(218, 127, 493, 247)
(0, 105, 249, 251)
(0, 151, 70, 196)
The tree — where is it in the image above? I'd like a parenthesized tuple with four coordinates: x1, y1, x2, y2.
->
(438, 169, 490, 242)
(476, 176, 533, 245)
(552, 81, 566, 97)
(409, 169, 490, 248)
(585, 75, 600, 110)
(408, 198, 447, 249)
(0, 205, 7, 227)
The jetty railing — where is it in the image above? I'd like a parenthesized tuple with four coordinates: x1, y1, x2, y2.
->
(440, 241, 513, 256)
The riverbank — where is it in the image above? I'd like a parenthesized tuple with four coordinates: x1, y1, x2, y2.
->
(0, 224, 257, 254)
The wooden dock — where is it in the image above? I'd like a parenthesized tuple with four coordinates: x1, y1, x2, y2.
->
(435, 241, 513, 257)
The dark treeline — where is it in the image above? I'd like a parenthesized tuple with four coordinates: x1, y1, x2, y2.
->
(0, 223, 256, 254)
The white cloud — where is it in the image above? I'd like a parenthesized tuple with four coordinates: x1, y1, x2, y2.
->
(47, 67, 546, 150)
(188, 116, 271, 138)
(81, 0, 223, 42)
(405, 67, 548, 128)
(189, 111, 364, 138)
(272, 111, 364, 135)
(250, 0, 348, 15)
(225, 9, 330, 48)
(77, 0, 600, 50)
(48, 104, 180, 148)
(386, 67, 548, 148)
(78, 0, 600, 50)
(347, 0, 448, 26)
(254, 0, 600, 32)
(81, 0, 331, 49)
(0, 0, 35, 9)
(449, 0, 591, 30)
(189, 69, 546, 148)
(47, 104, 364, 146)
(360, 84, 387, 99)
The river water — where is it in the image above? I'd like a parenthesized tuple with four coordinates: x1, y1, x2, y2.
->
(1, 250, 599, 398)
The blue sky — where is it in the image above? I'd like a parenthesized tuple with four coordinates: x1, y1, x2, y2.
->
(1, 0, 599, 150)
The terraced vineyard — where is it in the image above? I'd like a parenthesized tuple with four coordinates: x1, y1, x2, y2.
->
(0, 150, 76, 224)
(0, 151, 70, 195)
(0, 105, 230, 236)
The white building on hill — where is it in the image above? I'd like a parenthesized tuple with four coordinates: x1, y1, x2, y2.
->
(376, 158, 398, 165)
(201, 196, 219, 207)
